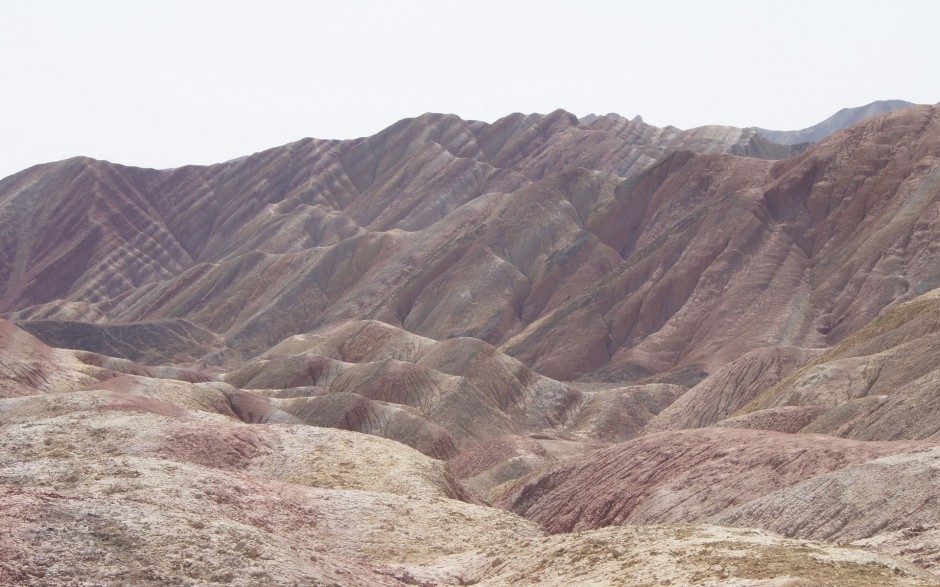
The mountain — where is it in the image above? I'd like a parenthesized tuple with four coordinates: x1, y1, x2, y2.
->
(3, 102, 940, 584)
(4, 105, 936, 383)
(754, 99, 916, 145)
(0, 109, 804, 366)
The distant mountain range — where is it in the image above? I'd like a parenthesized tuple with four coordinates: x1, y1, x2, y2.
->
(754, 99, 916, 145)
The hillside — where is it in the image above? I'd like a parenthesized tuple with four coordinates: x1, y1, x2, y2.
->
(3, 103, 940, 584)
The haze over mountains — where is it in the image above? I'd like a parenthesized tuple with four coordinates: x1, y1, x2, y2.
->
(3, 100, 940, 585)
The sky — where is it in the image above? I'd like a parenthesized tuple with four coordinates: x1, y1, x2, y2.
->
(2, 0, 939, 180)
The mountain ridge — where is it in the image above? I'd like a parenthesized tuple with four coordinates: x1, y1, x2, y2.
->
(7, 99, 914, 183)
(754, 99, 916, 145)
(3, 104, 938, 384)
(3, 100, 940, 584)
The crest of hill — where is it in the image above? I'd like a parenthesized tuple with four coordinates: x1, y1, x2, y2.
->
(754, 99, 916, 145)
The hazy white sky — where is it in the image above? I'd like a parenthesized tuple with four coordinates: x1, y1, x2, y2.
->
(2, 0, 938, 179)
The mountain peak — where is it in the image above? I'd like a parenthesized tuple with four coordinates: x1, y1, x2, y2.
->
(754, 99, 917, 145)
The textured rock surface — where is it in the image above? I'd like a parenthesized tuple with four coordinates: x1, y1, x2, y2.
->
(474, 524, 937, 587)
(16, 318, 227, 366)
(716, 448, 940, 559)
(4, 321, 932, 586)
(0, 318, 98, 396)
(446, 435, 556, 502)
(646, 346, 821, 432)
(507, 105, 940, 381)
(0, 111, 777, 366)
(274, 392, 462, 459)
(742, 290, 940, 440)
(566, 383, 685, 441)
(221, 321, 584, 455)
(4, 106, 938, 385)
(713, 405, 828, 433)
(4, 104, 940, 583)
(495, 428, 930, 534)
(0, 318, 207, 398)
(856, 525, 940, 577)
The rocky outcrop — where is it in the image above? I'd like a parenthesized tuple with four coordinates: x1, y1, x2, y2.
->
(856, 525, 940, 577)
(275, 392, 462, 459)
(0, 318, 96, 396)
(713, 405, 827, 433)
(447, 435, 554, 501)
(0, 318, 207, 397)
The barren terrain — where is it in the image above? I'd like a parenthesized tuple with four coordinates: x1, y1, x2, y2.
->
(3, 102, 940, 585)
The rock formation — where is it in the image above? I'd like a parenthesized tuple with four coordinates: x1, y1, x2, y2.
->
(3, 101, 940, 584)
(1, 317, 935, 585)
(4, 105, 938, 386)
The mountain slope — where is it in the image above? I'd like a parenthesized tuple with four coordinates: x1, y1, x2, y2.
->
(2, 106, 940, 389)
(737, 288, 940, 441)
(4, 104, 940, 582)
(755, 99, 916, 145)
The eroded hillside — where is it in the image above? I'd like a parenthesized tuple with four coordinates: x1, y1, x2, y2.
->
(3, 103, 940, 585)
